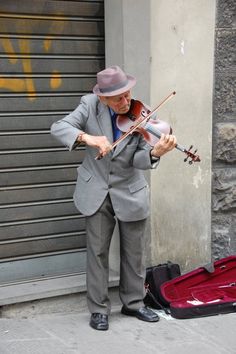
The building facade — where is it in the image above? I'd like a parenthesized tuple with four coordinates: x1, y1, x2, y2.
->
(0, 0, 235, 304)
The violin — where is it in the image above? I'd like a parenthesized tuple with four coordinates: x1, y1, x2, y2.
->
(96, 91, 200, 164)
(116, 99, 172, 147)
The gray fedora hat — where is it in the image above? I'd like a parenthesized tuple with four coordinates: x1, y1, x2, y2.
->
(93, 65, 136, 97)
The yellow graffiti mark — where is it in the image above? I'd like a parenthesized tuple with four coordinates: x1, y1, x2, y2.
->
(0, 38, 18, 64)
(43, 19, 64, 53)
(0, 17, 64, 100)
(18, 39, 36, 100)
(0, 23, 18, 64)
(0, 38, 38, 100)
(50, 70, 62, 89)
(44, 36, 53, 52)
(0, 77, 26, 92)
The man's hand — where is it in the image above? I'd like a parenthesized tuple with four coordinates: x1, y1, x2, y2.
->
(78, 133, 113, 157)
(151, 133, 177, 158)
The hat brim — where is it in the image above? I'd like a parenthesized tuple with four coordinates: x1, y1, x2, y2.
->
(92, 75, 136, 97)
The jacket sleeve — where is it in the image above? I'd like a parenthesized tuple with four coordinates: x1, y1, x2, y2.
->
(132, 136, 160, 170)
(50, 96, 89, 151)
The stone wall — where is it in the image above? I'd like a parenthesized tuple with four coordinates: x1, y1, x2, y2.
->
(212, 0, 236, 258)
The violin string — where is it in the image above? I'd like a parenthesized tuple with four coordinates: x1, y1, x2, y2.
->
(145, 123, 200, 162)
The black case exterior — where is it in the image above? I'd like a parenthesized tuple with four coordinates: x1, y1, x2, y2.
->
(171, 301, 236, 319)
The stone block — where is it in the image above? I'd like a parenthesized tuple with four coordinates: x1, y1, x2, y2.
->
(213, 72, 236, 121)
(213, 122, 236, 163)
(212, 228, 231, 260)
(215, 29, 236, 72)
(212, 212, 236, 259)
(217, 0, 236, 28)
(212, 168, 236, 211)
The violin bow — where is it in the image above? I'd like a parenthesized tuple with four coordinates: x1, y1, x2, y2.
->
(95, 91, 176, 160)
(95, 91, 200, 164)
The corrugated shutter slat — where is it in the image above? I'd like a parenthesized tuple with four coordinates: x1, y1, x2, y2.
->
(0, 0, 104, 283)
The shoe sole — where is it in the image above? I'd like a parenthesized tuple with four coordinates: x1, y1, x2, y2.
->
(136, 314, 160, 322)
(89, 322, 109, 331)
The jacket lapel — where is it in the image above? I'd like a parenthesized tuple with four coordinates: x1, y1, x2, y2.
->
(112, 134, 132, 158)
(96, 101, 114, 143)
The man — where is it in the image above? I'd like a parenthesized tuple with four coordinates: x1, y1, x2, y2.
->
(51, 65, 176, 330)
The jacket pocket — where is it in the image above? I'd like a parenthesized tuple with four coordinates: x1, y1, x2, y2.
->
(77, 165, 92, 182)
(128, 179, 148, 193)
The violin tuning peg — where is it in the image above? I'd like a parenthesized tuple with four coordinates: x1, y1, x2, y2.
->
(189, 160, 193, 165)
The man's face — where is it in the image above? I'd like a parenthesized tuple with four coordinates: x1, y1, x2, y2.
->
(99, 90, 132, 114)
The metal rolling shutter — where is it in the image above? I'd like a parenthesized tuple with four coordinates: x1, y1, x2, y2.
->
(0, 0, 104, 284)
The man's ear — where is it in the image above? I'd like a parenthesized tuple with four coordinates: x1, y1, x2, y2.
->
(98, 96, 107, 105)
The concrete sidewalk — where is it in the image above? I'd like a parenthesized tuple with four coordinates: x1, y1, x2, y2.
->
(0, 304, 235, 354)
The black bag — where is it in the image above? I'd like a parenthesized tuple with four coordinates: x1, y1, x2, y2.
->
(144, 261, 181, 313)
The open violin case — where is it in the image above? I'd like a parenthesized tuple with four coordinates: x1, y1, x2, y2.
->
(160, 255, 236, 319)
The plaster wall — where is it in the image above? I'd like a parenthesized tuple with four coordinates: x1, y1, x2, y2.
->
(149, 0, 215, 270)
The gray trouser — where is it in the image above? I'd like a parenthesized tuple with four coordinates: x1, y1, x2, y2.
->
(86, 194, 147, 315)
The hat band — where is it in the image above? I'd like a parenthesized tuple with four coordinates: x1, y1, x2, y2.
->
(99, 79, 129, 93)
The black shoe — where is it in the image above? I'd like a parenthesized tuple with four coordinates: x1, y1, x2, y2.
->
(89, 313, 109, 330)
(121, 306, 160, 322)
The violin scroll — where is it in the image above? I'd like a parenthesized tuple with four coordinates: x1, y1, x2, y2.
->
(184, 145, 201, 164)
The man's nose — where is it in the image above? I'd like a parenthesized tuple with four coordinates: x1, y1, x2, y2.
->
(121, 96, 129, 105)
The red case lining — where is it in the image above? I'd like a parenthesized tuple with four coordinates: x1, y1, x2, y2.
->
(160, 256, 236, 313)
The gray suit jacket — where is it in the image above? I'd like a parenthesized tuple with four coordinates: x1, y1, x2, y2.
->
(51, 94, 159, 221)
